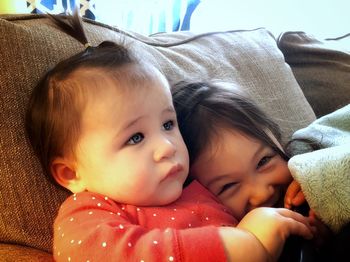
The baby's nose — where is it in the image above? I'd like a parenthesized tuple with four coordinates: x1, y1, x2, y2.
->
(153, 137, 176, 162)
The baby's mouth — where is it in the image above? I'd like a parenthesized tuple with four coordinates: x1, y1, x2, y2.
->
(162, 163, 183, 181)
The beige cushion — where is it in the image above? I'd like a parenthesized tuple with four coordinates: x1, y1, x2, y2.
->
(278, 31, 350, 117)
(0, 14, 315, 253)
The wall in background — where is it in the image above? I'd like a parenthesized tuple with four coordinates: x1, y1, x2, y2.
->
(0, 0, 349, 38)
(190, 0, 350, 39)
(0, 0, 27, 13)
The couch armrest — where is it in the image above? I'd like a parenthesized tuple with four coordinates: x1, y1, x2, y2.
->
(0, 243, 53, 261)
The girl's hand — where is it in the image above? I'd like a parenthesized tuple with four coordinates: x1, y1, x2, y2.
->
(284, 180, 305, 209)
(285, 181, 332, 247)
(237, 207, 313, 261)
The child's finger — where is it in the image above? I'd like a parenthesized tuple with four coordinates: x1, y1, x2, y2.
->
(309, 209, 317, 219)
(278, 208, 314, 239)
(284, 181, 301, 208)
(291, 191, 305, 206)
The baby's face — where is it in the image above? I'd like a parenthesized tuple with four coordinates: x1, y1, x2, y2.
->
(71, 70, 189, 206)
(190, 129, 292, 221)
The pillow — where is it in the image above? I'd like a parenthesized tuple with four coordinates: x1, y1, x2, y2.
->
(277, 31, 350, 117)
(0, 14, 315, 253)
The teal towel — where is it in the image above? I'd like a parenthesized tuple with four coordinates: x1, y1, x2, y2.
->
(288, 104, 350, 233)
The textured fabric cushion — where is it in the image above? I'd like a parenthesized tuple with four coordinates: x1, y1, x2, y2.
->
(0, 243, 53, 261)
(0, 14, 315, 253)
(277, 31, 350, 117)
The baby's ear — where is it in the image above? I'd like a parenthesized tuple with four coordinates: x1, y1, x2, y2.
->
(51, 158, 86, 193)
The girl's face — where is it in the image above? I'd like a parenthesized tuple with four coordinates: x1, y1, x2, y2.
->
(65, 70, 189, 206)
(190, 128, 292, 221)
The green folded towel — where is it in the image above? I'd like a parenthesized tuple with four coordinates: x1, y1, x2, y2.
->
(288, 104, 350, 233)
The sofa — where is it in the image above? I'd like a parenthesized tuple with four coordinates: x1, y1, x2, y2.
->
(0, 14, 349, 261)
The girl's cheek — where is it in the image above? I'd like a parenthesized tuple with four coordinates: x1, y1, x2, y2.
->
(277, 158, 292, 183)
(284, 165, 293, 183)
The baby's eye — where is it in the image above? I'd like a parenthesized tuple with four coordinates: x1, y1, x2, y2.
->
(127, 133, 144, 145)
(163, 120, 174, 131)
(256, 155, 274, 169)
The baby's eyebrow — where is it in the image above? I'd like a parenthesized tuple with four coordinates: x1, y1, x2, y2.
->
(117, 106, 175, 137)
(122, 115, 144, 131)
(111, 115, 145, 143)
(163, 106, 175, 114)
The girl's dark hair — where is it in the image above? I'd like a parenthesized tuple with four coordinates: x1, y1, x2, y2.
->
(25, 11, 139, 181)
(172, 81, 288, 165)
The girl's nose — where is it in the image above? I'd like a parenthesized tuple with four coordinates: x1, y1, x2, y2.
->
(153, 136, 176, 162)
(248, 183, 275, 209)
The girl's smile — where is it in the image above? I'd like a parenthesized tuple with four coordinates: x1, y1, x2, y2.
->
(190, 128, 292, 221)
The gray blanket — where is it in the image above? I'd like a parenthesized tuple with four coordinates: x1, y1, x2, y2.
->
(287, 104, 350, 233)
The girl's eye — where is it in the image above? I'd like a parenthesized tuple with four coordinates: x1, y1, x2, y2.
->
(257, 155, 274, 169)
(127, 133, 144, 145)
(218, 182, 237, 195)
(163, 120, 174, 131)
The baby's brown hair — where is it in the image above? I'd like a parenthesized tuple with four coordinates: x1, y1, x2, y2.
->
(25, 12, 149, 181)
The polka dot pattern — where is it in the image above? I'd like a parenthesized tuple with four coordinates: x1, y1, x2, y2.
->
(53, 181, 237, 261)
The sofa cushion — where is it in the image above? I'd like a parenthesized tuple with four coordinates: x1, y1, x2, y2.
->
(277, 31, 350, 117)
(0, 243, 53, 261)
(0, 14, 315, 253)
